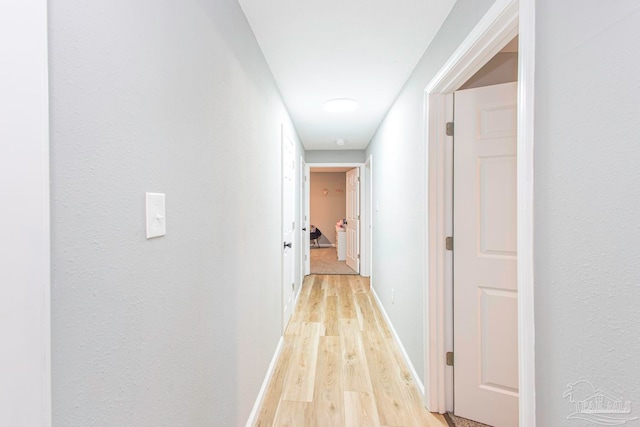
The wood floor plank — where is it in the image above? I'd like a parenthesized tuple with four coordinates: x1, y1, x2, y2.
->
(387, 337, 448, 427)
(354, 292, 379, 333)
(310, 336, 344, 427)
(290, 276, 313, 324)
(324, 296, 339, 336)
(305, 284, 325, 323)
(340, 318, 372, 392)
(350, 276, 368, 293)
(360, 276, 371, 292)
(282, 322, 322, 402)
(284, 321, 300, 336)
(273, 400, 311, 427)
(368, 293, 393, 339)
(338, 276, 356, 319)
(254, 339, 295, 427)
(319, 275, 330, 293)
(325, 275, 340, 297)
(344, 391, 381, 427)
(355, 298, 365, 331)
(363, 330, 413, 426)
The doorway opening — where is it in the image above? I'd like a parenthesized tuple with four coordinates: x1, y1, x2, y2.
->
(307, 166, 357, 275)
(423, 0, 536, 426)
(303, 161, 372, 278)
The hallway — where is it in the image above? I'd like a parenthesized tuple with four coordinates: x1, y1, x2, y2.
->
(7, 0, 640, 424)
(254, 275, 446, 427)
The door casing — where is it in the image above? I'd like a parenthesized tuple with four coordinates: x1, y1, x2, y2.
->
(300, 156, 309, 284)
(362, 155, 373, 278)
(422, 1, 536, 426)
(304, 162, 372, 278)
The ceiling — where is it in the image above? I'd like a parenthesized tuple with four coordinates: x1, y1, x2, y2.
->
(237, 0, 457, 150)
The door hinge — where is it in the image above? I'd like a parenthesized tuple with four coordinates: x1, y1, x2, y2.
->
(446, 236, 453, 251)
(446, 122, 454, 136)
(357, 215, 360, 220)
(357, 254, 360, 259)
(446, 351, 454, 366)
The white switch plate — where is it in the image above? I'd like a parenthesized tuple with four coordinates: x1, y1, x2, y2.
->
(146, 192, 166, 239)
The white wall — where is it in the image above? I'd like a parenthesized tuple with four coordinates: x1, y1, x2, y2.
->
(534, 1, 640, 423)
(365, 0, 496, 380)
(49, 0, 303, 425)
(306, 149, 366, 163)
(310, 172, 346, 245)
(0, 1, 51, 425)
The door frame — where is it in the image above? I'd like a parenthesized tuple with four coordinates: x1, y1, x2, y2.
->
(304, 162, 371, 278)
(422, 0, 536, 426)
(2, 0, 52, 423)
(362, 155, 373, 278)
(300, 156, 308, 284)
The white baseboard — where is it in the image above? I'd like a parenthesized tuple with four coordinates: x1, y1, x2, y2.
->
(311, 243, 335, 248)
(245, 337, 284, 427)
(370, 288, 425, 397)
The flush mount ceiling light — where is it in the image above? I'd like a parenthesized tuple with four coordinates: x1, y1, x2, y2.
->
(335, 139, 347, 146)
(323, 98, 358, 113)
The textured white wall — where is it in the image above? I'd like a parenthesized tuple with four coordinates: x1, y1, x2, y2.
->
(310, 172, 346, 245)
(365, 0, 496, 380)
(49, 0, 303, 425)
(0, 1, 51, 425)
(534, 1, 640, 423)
(306, 149, 366, 163)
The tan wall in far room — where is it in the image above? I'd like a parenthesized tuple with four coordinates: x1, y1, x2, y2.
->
(310, 172, 346, 245)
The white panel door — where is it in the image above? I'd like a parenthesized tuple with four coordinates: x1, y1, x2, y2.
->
(282, 130, 296, 333)
(346, 168, 359, 273)
(454, 82, 518, 427)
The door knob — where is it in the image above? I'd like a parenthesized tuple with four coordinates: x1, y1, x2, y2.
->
(302, 227, 307, 231)
(284, 242, 292, 249)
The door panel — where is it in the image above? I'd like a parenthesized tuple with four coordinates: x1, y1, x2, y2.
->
(346, 168, 359, 272)
(453, 82, 518, 427)
(478, 287, 519, 394)
(282, 130, 295, 333)
(479, 156, 517, 256)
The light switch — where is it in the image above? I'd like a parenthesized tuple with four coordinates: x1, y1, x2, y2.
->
(146, 192, 166, 239)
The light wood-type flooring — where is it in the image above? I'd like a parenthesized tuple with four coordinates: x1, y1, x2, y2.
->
(254, 275, 448, 427)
